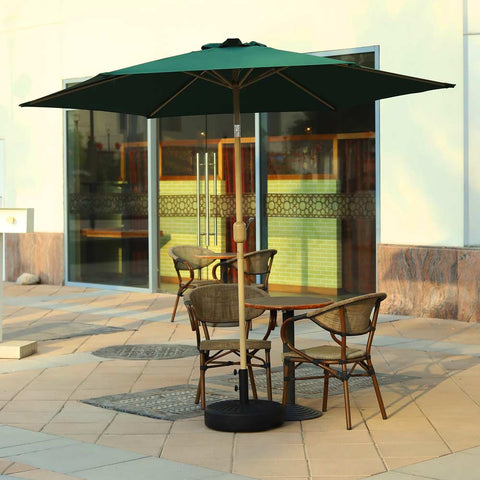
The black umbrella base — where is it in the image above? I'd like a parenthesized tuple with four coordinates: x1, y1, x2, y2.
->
(284, 403, 323, 421)
(205, 399, 285, 432)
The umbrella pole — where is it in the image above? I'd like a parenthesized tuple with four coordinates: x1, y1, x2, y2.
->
(232, 84, 249, 404)
(204, 79, 284, 432)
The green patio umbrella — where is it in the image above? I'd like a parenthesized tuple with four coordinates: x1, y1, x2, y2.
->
(21, 38, 454, 431)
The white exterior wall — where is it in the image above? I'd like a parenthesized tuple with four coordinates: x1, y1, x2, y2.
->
(466, 0, 480, 245)
(0, 0, 465, 245)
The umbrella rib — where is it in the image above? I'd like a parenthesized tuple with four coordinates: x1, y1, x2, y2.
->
(148, 75, 200, 117)
(210, 70, 233, 88)
(238, 68, 254, 87)
(241, 67, 289, 88)
(185, 70, 232, 89)
(276, 71, 336, 110)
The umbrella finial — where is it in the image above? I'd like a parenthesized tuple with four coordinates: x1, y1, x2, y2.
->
(202, 39, 267, 50)
(220, 38, 243, 48)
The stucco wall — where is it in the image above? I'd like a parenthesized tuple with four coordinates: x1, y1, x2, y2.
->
(0, 0, 464, 248)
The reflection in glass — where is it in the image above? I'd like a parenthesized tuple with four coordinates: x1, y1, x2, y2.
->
(66, 110, 148, 287)
(157, 114, 256, 287)
(265, 51, 376, 296)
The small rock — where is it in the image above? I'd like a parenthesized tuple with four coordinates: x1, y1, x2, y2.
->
(16, 273, 40, 285)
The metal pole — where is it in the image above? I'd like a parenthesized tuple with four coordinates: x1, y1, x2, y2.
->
(204, 152, 210, 247)
(213, 153, 218, 245)
(147, 119, 159, 292)
(196, 153, 201, 246)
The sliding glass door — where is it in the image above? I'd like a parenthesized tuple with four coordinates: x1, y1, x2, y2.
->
(157, 114, 256, 287)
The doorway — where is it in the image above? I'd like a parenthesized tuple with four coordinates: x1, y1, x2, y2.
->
(158, 114, 256, 287)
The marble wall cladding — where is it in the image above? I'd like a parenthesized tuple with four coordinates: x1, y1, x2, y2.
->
(378, 244, 480, 322)
(458, 250, 480, 323)
(5, 233, 64, 285)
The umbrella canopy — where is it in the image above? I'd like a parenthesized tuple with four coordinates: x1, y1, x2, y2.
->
(21, 38, 453, 117)
(21, 38, 454, 430)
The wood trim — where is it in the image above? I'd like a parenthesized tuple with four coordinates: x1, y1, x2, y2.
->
(80, 228, 150, 239)
(267, 132, 374, 142)
(159, 277, 340, 296)
(119, 132, 375, 182)
(267, 283, 340, 296)
(160, 275, 180, 285)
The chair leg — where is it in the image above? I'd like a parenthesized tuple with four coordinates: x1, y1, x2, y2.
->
(368, 361, 387, 420)
(271, 310, 278, 327)
(322, 372, 329, 412)
(341, 365, 352, 430)
(170, 293, 181, 322)
(282, 360, 291, 405)
(265, 350, 272, 401)
(247, 365, 258, 399)
(195, 378, 201, 405)
(199, 354, 207, 409)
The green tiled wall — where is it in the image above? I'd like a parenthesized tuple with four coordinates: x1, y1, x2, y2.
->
(267, 217, 341, 289)
(159, 178, 343, 291)
(267, 179, 342, 290)
(159, 179, 227, 280)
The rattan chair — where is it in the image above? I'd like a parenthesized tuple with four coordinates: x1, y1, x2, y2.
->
(168, 245, 219, 322)
(185, 284, 276, 409)
(281, 292, 388, 429)
(212, 249, 277, 291)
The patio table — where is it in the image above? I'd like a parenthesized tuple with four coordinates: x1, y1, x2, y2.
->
(245, 295, 332, 421)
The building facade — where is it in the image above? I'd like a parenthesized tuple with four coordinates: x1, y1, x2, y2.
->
(1, 0, 479, 321)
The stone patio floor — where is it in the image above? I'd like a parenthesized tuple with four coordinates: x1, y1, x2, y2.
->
(0, 282, 479, 480)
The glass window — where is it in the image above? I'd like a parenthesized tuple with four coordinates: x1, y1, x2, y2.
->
(265, 51, 376, 296)
(66, 110, 148, 287)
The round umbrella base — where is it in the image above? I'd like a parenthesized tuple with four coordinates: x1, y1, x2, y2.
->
(205, 399, 285, 432)
(284, 403, 323, 421)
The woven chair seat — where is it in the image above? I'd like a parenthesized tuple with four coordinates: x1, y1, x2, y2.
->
(283, 344, 365, 361)
(201, 338, 271, 351)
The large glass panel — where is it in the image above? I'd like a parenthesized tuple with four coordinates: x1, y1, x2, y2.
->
(265, 52, 376, 296)
(158, 114, 255, 288)
(66, 110, 148, 287)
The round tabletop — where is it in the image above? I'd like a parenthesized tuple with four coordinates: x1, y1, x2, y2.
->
(245, 295, 332, 311)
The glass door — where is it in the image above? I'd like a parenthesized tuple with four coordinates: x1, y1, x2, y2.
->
(158, 114, 255, 289)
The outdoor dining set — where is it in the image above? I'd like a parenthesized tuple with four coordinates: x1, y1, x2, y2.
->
(20, 37, 453, 433)
(167, 244, 388, 431)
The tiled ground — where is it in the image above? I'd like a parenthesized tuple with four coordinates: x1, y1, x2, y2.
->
(0, 282, 480, 480)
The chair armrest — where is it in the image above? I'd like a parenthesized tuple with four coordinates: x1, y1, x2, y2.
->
(261, 310, 277, 341)
(211, 262, 223, 281)
(184, 299, 199, 335)
(280, 314, 318, 363)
